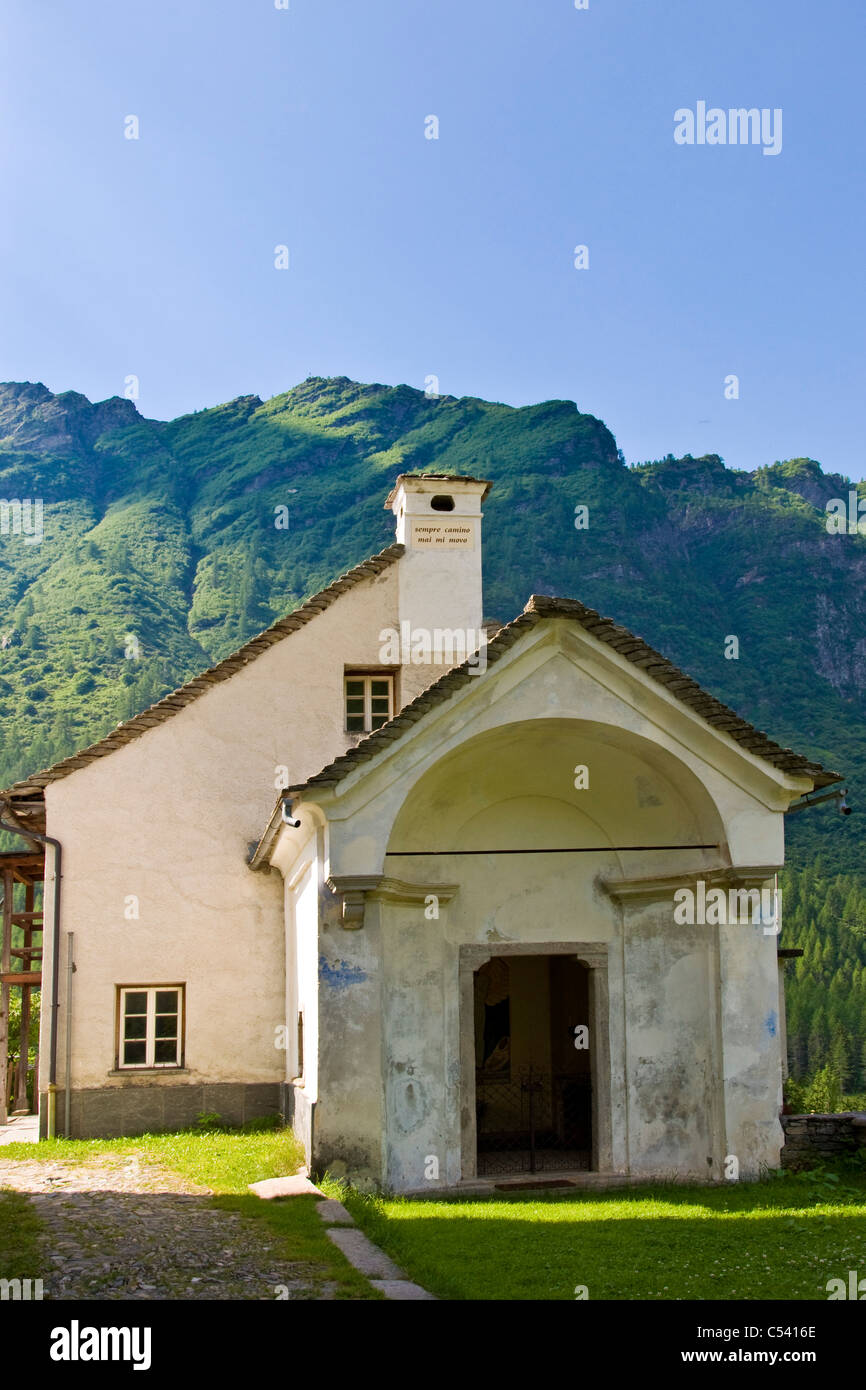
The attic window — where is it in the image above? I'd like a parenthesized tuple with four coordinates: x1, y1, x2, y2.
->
(345, 673, 394, 733)
(430, 494, 455, 511)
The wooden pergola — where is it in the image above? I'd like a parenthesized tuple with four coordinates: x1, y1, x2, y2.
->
(0, 848, 44, 1123)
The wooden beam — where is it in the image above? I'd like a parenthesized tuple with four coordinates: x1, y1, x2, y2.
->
(0, 853, 44, 870)
(0, 972, 41, 986)
(0, 868, 12, 1123)
(12, 884, 34, 1113)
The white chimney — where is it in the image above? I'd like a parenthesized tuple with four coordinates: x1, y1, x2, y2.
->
(386, 473, 491, 654)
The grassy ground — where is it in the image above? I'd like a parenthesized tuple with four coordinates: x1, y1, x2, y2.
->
(331, 1164, 866, 1301)
(0, 1188, 43, 1285)
(0, 1123, 380, 1300)
(7, 1126, 866, 1301)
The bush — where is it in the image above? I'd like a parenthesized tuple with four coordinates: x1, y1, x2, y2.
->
(193, 1111, 224, 1132)
(785, 1063, 849, 1114)
(784, 1075, 806, 1112)
(804, 1063, 843, 1113)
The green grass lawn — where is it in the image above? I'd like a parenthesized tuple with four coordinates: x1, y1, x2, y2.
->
(0, 1188, 43, 1285)
(0, 1124, 380, 1300)
(6, 1126, 866, 1301)
(333, 1166, 866, 1301)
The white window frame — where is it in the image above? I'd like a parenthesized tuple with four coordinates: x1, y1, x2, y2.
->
(118, 985, 184, 1070)
(344, 672, 394, 733)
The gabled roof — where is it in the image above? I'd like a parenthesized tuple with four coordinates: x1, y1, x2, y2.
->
(285, 593, 839, 795)
(1, 543, 405, 804)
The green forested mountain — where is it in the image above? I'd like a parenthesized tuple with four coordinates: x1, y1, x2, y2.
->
(781, 866, 866, 1093)
(0, 374, 864, 1084)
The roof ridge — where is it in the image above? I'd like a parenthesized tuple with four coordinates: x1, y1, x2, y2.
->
(289, 595, 838, 793)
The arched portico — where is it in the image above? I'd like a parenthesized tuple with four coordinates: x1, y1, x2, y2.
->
(372, 718, 731, 1186)
(280, 625, 800, 1191)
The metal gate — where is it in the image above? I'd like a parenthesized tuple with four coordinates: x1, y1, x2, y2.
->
(475, 1065, 592, 1175)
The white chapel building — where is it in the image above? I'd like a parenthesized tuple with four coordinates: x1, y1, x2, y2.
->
(0, 473, 837, 1190)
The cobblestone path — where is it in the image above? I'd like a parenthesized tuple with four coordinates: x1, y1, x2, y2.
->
(0, 1153, 333, 1300)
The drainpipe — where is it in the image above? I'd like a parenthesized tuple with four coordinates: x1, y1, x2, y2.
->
(0, 802, 63, 1138)
(64, 932, 75, 1138)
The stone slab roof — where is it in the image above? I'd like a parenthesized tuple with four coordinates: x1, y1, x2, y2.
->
(289, 593, 839, 795)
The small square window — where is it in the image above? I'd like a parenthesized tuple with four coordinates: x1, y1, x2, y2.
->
(118, 986, 184, 1069)
(344, 673, 394, 733)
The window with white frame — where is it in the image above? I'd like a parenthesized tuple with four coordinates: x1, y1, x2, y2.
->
(118, 986, 184, 1069)
(344, 673, 394, 733)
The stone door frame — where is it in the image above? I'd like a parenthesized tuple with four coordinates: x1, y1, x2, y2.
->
(458, 941, 611, 1179)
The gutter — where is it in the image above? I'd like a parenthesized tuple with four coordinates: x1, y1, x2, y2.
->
(786, 781, 847, 814)
(249, 794, 304, 871)
(0, 800, 63, 1138)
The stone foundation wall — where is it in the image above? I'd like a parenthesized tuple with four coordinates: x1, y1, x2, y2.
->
(781, 1112, 866, 1169)
(38, 1082, 281, 1139)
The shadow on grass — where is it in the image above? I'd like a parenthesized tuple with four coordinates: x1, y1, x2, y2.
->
(0, 1124, 381, 1300)
(0, 1188, 42, 1283)
(0, 1186, 378, 1301)
(211, 1194, 382, 1300)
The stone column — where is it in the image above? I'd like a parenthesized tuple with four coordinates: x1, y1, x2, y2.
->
(717, 909, 785, 1178)
(314, 883, 386, 1189)
(578, 949, 612, 1173)
(322, 875, 458, 1190)
(458, 947, 492, 1180)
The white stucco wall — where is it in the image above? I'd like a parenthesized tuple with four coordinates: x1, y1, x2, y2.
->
(38, 550, 471, 1107)
(270, 619, 811, 1189)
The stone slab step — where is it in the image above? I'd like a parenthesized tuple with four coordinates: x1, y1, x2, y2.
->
(370, 1279, 437, 1300)
(248, 1174, 324, 1200)
(326, 1227, 404, 1280)
(316, 1198, 354, 1225)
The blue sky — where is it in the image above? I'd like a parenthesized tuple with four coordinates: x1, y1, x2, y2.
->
(1, 0, 864, 476)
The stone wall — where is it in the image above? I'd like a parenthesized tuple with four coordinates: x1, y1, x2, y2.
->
(781, 1112, 866, 1169)
(39, 1082, 281, 1139)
